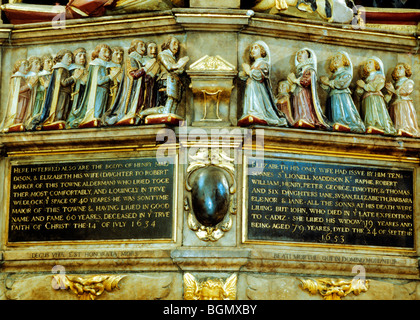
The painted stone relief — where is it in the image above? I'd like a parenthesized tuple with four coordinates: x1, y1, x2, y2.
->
(385, 63, 420, 137)
(2, 36, 189, 132)
(355, 57, 396, 135)
(287, 48, 331, 130)
(320, 51, 365, 133)
(238, 41, 288, 127)
(138, 36, 189, 125)
(2, 59, 31, 133)
(2, 41, 419, 138)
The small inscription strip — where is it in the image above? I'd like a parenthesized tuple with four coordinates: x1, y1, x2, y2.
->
(8, 158, 175, 243)
(246, 158, 414, 249)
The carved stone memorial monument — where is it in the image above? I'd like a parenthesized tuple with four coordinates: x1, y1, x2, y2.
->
(0, 0, 419, 302)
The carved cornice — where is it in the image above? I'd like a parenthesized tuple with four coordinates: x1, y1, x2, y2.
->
(8, 11, 182, 45)
(0, 26, 11, 45)
(0, 125, 168, 157)
(243, 13, 418, 54)
(4, 9, 419, 53)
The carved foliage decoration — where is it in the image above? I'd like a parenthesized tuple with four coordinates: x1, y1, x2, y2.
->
(299, 277, 370, 300)
(184, 148, 236, 242)
(184, 273, 237, 300)
(52, 274, 125, 300)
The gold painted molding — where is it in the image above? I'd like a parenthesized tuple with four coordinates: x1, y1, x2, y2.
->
(52, 274, 126, 300)
(299, 277, 370, 300)
(184, 273, 237, 300)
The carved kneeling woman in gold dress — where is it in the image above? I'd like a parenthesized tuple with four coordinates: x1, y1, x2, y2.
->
(385, 63, 420, 138)
(356, 57, 396, 136)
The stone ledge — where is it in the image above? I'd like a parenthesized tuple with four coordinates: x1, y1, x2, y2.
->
(0, 125, 168, 156)
(244, 247, 419, 280)
(171, 248, 251, 271)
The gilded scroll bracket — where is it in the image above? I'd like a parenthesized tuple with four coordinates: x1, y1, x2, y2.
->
(299, 277, 370, 300)
(52, 274, 126, 300)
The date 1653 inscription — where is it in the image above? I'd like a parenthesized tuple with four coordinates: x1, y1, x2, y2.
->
(8, 158, 175, 243)
(246, 158, 414, 249)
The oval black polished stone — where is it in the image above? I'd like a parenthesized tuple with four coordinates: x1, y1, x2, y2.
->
(191, 166, 230, 227)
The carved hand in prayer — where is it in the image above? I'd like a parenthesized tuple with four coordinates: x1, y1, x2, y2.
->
(356, 79, 365, 88)
(385, 82, 396, 94)
(242, 63, 251, 76)
(73, 68, 84, 80)
(287, 73, 298, 85)
(109, 67, 121, 80)
(320, 76, 330, 86)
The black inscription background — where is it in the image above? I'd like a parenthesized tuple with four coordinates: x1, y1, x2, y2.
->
(9, 158, 174, 243)
(247, 158, 414, 248)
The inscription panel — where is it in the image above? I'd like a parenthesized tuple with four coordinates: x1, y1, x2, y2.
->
(8, 157, 175, 243)
(246, 158, 414, 249)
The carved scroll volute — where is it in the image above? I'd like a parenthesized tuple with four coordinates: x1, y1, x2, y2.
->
(299, 278, 370, 300)
(184, 148, 237, 242)
(52, 274, 125, 300)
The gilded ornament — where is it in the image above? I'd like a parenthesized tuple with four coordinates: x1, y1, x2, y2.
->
(52, 274, 125, 300)
(184, 273, 237, 300)
(185, 148, 236, 242)
(299, 277, 369, 300)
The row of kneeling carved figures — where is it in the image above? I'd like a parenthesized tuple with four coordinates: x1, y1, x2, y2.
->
(1, 36, 189, 132)
(1, 38, 419, 138)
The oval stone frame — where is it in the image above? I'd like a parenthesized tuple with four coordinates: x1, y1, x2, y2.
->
(184, 148, 237, 242)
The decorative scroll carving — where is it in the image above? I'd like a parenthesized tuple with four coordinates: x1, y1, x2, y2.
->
(52, 274, 125, 300)
(184, 273, 237, 300)
(299, 277, 370, 300)
(184, 148, 236, 242)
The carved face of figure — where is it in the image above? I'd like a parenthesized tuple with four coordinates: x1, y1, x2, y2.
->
(250, 43, 262, 60)
(19, 60, 29, 74)
(365, 59, 377, 73)
(169, 38, 179, 55)
(200, 285, 224, 300)
(43, 58, 53, 71)
(394, 64, 406, 78)
(98, 47, 111, 62)
(136, 41, 146, 55)
(297, 50, 309, 63)
(331, 54, 344, 71)
(62, 53, 73, 66)
(112, 50, 123, 64)
(147, 43, 157, 58)
(31, 59, 41, 73)
(75, 52, 86, 66)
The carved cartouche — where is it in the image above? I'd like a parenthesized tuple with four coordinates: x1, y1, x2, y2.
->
(191, 166, 230, 227)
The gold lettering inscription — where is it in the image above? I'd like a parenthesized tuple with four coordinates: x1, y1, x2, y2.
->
(9, 159, 174, 242)
(248, 159, 414, 248)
